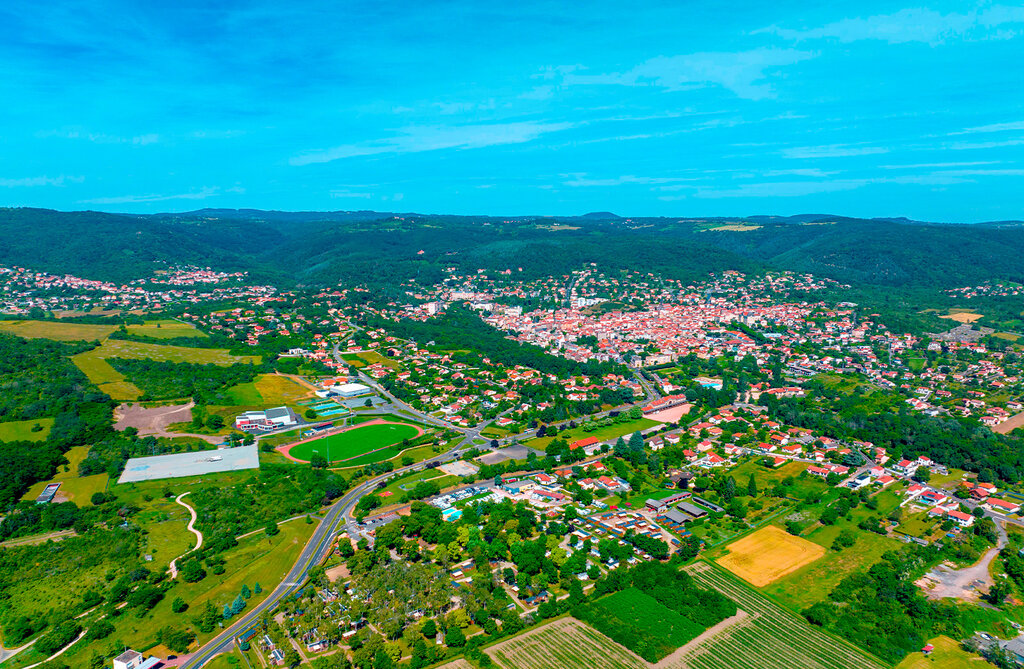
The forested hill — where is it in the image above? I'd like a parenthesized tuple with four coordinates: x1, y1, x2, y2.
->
(0, 208, 281, 283)
(3, 207, 1024, 288)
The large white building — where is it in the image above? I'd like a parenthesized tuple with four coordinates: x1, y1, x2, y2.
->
(235, 406, 298, 431)
(316, 382, 371, 398)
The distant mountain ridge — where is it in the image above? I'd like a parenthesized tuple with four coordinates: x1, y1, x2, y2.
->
(2, 206, 1024, 288)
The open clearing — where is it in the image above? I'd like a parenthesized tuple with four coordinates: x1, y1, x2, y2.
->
(283, 420, 423, 463)
(939, 310, 984, 323)
(706, 224, 762, 232)
(0, 417, 54, 442)
(895, 635, 986, 668)
(225, 373, 311, 406)
(994, 411, 1024, 434)
(71, 339, 260, 400)
(126, 319, 207, 338)
(486, 565, 883, 669)
(717, 526, 825, 587)
(762, 523, 903, 611)
(0, 319, 117, 340)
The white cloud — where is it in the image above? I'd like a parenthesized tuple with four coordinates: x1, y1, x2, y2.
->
(760, 6, 1024, 45)
(782, 144, 889, 159)
(80, 186, 221, 204)
(562, 174, 697, 187)
(330, 190, 373, 199)
(948, 138, 1024, 150)
(951, 120, 1024, 135)
(290, 120, 576, 166)
(562, 48, 815, 100)
(880, 161, 1000, 169)
(0, 175, 83, 187)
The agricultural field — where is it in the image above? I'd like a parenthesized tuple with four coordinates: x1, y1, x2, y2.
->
(126, 319, 207, 339)
(0, 417, 54, 442)
(487, 617, 649, 669)
(576, 588, 704, 660)
(717, 526, 825, 587)
(71, 339, 260, 400)
(762, 522, 904, 611)
(286, 421, 422, 463)
(895, 636, 986, 669)
(224, 373, 311, 406)
(682, 562, 888, 669)
(0, 319, 117, 341)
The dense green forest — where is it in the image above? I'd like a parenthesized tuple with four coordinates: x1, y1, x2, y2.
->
(370, 305, 623, 377)
(5, 208, 1024, 290)
(765, 391, 1024, 482)
(106, 358, 264, 403)
(0, 335, 113, 506)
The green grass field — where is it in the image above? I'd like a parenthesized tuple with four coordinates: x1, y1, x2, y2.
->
(0, 417, 54, 442)
(21, 472, 108, 504)
(761, 521, 904, 611)
(288, 422, 421, 463)
(126, 320, 207, 339)
(895, 636, 986, 669)
(71, 339, 261, 400)
(0, 319, 117, 341)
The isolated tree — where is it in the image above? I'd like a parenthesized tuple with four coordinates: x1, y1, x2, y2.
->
(747, 473, 758, 498)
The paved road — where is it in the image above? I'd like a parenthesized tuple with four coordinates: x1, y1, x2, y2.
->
(180, 442, 469, 669)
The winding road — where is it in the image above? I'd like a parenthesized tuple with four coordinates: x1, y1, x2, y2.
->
(169, 492, 203, 579)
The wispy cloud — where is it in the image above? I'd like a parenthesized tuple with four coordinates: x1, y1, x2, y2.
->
(948, 138, 1024, 150)
(951, 120, 1024, 135)
(0, 175, 84, 187)
(290, 120, 576, 166)
(562, 174, 697, 188)
(759, 6, 1024, 45)
(561, 48, 815, 100)
(880, 161, 1000, 169)
(329, 190, 374, 199)
(80, 186, 226, 204)
(782, 144, 889, 159)
(37, 129, 160, 145)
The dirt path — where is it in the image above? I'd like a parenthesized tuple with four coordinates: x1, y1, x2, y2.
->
(917, 522, 1007, 602)
(0, 529, 75, 548)
(22, 629, 86, 669)
(170, 492, 203, 578)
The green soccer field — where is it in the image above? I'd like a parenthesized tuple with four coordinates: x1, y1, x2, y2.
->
(288, 422, 421, 463)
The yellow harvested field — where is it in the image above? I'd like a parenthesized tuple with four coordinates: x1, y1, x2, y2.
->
(718, 526, 825, 587)
(0, 319, 117, 341)
(939, 311, 984, 323)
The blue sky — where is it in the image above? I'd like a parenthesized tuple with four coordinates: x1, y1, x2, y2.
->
(1, 1, 1023, 221)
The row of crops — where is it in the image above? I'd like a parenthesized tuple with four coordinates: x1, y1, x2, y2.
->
(681, 562, 888, 669)
(483, 562, 887, 669)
